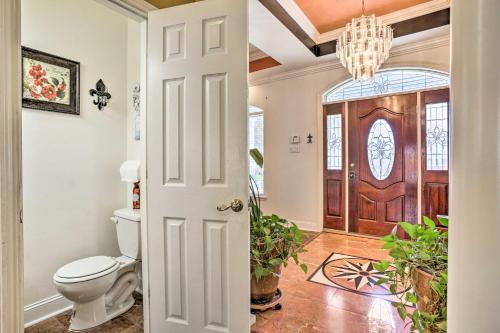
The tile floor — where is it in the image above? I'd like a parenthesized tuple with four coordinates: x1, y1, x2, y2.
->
(25, 293, 143, 333)
(27, 233, 407, 333)
(251, 232, 409, 333)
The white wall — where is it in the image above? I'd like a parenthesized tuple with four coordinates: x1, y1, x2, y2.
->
(22, 0, 132, 325)
(249, 39, 450, 232)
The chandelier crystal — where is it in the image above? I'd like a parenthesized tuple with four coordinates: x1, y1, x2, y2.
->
(336, 1, 393, 81)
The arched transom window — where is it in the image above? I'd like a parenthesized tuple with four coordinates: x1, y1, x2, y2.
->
(324, 68, 450, 103)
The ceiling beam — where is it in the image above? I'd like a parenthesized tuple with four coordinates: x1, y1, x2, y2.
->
(258, 0, 450, 58)
(257, 0, 317, 53)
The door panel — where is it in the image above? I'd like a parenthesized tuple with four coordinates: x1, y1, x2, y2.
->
(348, 94, 418, 237)
(147, 1, 249, 332)
(421, 89, 449, 226)
(323, 103, 345, 230)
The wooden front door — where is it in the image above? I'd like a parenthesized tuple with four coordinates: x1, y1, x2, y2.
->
(348, 94, 418, 236)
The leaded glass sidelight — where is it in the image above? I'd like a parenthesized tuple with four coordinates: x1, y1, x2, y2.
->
(367, 119, 395, 180)
(426, 102, 449, 171)
(327, 114, 342, 170)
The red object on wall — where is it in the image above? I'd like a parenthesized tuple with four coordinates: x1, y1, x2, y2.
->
(133, 182, 140, 209)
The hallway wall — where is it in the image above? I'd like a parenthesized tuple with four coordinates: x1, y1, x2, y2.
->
(249, 38, 450, 231)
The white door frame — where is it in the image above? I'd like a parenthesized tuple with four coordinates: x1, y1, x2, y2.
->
(0, 0, 156, 331)
(0, 0, 23, 332)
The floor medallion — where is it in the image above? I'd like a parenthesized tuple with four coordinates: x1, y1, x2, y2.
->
(308, 252, 412, 303)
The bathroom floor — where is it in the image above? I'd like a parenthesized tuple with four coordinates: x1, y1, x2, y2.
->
(25, 293, 143, 333)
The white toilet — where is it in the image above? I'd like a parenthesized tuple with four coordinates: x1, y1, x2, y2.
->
(54, 208, 141, 331)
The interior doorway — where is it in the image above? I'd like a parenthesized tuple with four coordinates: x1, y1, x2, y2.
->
(322, 68, 450, 237)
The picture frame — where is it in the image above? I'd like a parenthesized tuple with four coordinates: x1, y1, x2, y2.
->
(22, 47, 80, 115)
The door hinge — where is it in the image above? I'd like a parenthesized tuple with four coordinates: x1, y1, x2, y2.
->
(19, 208, 23, 224)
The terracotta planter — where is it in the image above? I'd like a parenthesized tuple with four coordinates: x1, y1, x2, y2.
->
(251, 265, 281, 303)
(412, 268, 440, 313)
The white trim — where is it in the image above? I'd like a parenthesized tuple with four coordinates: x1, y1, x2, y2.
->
(249, 34, 450, 87)
(0, 0, 24, 332)
(292, 220, 322, 233)
(138, 20, 150, 333)
(94, 0, 156, 21)
(24, 295, 72, 328)
(275, 0, 319, 41)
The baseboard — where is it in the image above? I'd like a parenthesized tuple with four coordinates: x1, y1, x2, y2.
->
(292, 220, 322, 232)
(24, 294, 72, 328)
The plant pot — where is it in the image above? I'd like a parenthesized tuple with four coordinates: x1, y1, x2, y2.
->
(251, 265, 281, 303)
(412, 267, 440, 313)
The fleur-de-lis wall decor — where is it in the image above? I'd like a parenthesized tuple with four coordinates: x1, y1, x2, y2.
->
(89, 79, 111, 111)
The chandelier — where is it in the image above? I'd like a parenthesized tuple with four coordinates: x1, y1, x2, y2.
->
(336, 0, 393, 81)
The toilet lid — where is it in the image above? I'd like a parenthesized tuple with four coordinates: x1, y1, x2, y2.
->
(56, 256, 118, 279)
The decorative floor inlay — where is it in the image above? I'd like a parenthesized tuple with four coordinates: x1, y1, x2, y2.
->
(308, 252, 410, 303)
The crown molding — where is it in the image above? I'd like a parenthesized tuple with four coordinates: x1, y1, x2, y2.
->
(275, 0, 319, 40)
(98, 0, 157, 20)
(249, 34, 450, 87)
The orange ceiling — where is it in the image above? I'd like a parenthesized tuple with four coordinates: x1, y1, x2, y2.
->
(249, 57, 281, 73)
(294, 0, 433, 33)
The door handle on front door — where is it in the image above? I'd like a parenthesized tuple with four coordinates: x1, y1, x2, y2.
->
(217, 199, 244, 212)
(349, 163, 355, 179)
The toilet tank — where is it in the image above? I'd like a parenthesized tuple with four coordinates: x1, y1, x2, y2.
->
(113, 208, 141, 260)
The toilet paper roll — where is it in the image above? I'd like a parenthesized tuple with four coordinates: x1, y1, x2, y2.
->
(120, 160, 140, 182)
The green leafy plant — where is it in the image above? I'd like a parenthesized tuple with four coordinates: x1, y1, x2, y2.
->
(249, 149, 307, 280)
(374, 216, 448, 333)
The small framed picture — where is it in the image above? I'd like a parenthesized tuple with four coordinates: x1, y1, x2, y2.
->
(22, 47, 80, 115)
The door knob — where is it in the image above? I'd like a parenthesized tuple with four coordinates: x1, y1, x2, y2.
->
(349, 171, 355, 179)
(217, 199, 244, 212)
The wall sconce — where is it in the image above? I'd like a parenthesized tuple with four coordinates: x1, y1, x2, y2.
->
(89, 79, 111, 111)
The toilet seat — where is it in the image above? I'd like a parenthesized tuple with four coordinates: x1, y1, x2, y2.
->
(54, 256, 120, 284)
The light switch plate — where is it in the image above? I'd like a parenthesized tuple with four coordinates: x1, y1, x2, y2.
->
(288, 145, 300, 153)
(289, 136, 300, 144)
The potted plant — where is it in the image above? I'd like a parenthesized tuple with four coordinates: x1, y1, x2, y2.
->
(374, 216, 448, 333)
(249, 149, 308, 304)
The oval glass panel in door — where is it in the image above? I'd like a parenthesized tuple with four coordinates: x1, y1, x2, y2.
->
(367, 119, 395, 180)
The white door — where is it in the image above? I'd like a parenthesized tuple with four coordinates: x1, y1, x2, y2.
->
(147, 1, 249, 332)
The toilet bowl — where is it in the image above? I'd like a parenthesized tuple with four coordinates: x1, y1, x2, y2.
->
(54, 208, 141, 331)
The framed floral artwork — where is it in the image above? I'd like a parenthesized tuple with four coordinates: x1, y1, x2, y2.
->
(22, 47, 80, 115)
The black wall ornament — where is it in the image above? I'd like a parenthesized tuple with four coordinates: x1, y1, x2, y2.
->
(307, 133, 313, 144)
(89, 79, 111, 111)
